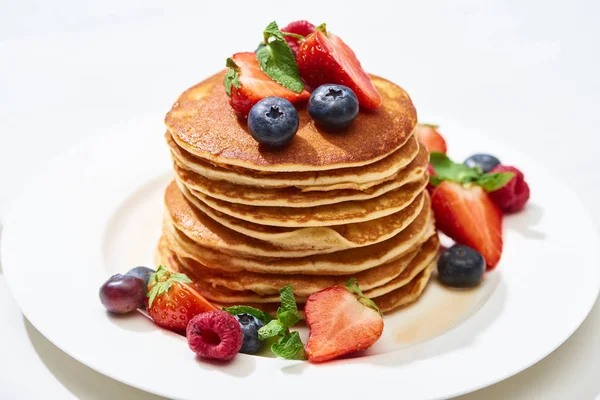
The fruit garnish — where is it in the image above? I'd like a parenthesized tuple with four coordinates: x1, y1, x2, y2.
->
(186, 310, 243, 361)
(298, 24, 382, 109)
(235, 314, 265, 354)
(99, 274, 147, 314)
(224, 285, 306, 360)
(429, 152, 514, 191)
(248, 97, 299, 147)
(488, 165, 530, 213)
(146, 266, 218, 333)
(308, 84, 359, 130)
(281, 20, 316, 55)
(431, 181, 503, 269)
(464, 153, 501, 173)
(224, 52, 310, 116)
(125, 266, 155, 287)
(415, 123, 447, 154)
(437, 244, 485, 287)
(304, 279, 384, 363)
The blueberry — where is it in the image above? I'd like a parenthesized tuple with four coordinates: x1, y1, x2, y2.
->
(126, 266, 155, 287)
(464, 154, 501, 173)
(99, 274, 147, 314)
(308, 84, 359, 130)
(248, 97, 299, 147)
(437, 245, 485, 288)
(234, 313, 265, 354)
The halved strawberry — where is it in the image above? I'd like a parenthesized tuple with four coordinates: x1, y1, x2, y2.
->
(226, 52, 310, 115)
(146, 266, 218, 333)
(305, 279, 384, 362)
(431, 181, 503, 269)
(281, 20, 316, 55)
(415, 124, 447, 154)
(297, 26, 382, 109)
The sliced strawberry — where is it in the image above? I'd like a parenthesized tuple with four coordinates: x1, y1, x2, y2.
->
(298, 27, 382, 109)
(431, 181, 503, 269)
(281, 20, 316, 55)
(305, 281, 384, 362)
(415, 124, 447, 154)
(146, 266, 218, 334)
(227, 52, 310, 115)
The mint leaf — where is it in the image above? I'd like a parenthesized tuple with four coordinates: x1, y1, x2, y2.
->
(258, 319, 287, 341)
(255, 22, 304, 93)
(223, 57, 240, 97)
(429, 152, 480, 184)
(277, 310, 299, 328)
(345, 278, 383, 316)
(222, 305, 274, 323)
(475, 172, 515, 192)
(278, 285, 298, 315)
(271, 332, 307, 360)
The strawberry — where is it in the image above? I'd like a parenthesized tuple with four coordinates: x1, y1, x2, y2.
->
(305, 279, 384, 362)
(146, 266, 218, 333)
(281, 20, 316, 55)
(225, 52, 310, 115)
(431, 181, 503, 269)
(415, 123, 447, 154)
(297, 25, 382, 109)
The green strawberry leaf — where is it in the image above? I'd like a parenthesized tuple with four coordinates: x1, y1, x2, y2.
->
(146, 266, 191, 308)
(315, 23, 327, 33)
(223, 57, 240, 97)
(475, 172, 515, 192)
(419, 123, 439, 129)
(256, 22, 304, 93)
(222, 305, 274, 323)
(258, 319, 287, 341)
(271, 331, 307, 360)
(345, 278, 383, 316)
(281, 32, 304, 40)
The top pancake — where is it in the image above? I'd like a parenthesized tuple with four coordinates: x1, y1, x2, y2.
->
(165, 72, 417, 172)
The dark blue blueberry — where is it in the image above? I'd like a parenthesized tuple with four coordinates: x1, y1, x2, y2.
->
(235, 313, 265, 354)
(248, 97, 299, 147)
(464, 154, 501, 173)
(126, 266, 155, 287)
(437, 245, 485, 288)
(307, 84, 359, 130)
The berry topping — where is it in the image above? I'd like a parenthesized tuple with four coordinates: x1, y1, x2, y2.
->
(281, 20, 316, 55)
(235, 314, 265, 354)
(464, 153, 501, 173)
(431, 181, 503, 269)
(438, 245, 485, 288)
(186, 311, 243, 361)
(224, 52, 310, 116)
(307, 84, 359, 130)
(305, 279, 384, 363)
(125, 266, 155, 288)
(99, 274, 146, 314)
(488, 165, 530, 213)
(248, 97, 299, 147)
(415, 124, 447, 154)
(146, 266, 218, 333)
(298, 24, 382, 109)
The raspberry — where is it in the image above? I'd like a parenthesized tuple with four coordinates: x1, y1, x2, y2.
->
(489, 165, 530, 213)
(186, 311, 243, 361)
(281, 20, 316, 55)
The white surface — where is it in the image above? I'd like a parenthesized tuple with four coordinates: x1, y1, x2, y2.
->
(1, 1, 599, 399)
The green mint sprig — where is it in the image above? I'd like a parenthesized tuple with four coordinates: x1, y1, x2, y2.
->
(429, 152, 514, 192)
(223, 285, 306, 360)
(223, 57, 241, 96)
(255, 21, 304, 93)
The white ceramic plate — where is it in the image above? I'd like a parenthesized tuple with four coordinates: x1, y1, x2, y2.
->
(2, 116, 599, 400)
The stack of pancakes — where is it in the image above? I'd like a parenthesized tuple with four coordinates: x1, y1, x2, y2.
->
(156, 72, 440, 317)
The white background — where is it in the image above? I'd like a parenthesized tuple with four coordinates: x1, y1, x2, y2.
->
(0, 1, 599, 398)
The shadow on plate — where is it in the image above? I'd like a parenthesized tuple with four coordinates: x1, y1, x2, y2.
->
(506, 203, 545, 240)
(23, 316, 168, 400)
(0, 224, 4, 275)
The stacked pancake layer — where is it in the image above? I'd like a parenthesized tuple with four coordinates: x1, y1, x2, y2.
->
(158, 72, 440, 317)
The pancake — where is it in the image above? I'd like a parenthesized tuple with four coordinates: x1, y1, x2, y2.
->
(165, 72, 417, 172)
(167, 131, 420, 191)
(375, 261, 436, 313)
(177, 181, 429, 251)
(163, 204, 435, 275)
(185, 175, 428, 228)
(173, 143, 427, 207)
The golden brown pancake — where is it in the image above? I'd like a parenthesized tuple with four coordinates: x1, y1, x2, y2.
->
(165, 72, 417, 172)
(166, 131, 420, 191)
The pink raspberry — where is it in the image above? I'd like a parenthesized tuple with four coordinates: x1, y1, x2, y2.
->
(281, 20, 316, 55)
(186, 311, 243, 361)
(489, 165, 530, 213)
